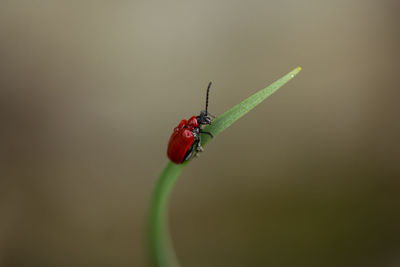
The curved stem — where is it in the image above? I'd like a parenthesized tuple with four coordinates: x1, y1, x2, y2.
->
(149, 162, 186, 267)
(148, 67, 302, 267)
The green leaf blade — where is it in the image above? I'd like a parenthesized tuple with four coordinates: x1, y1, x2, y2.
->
(149, 66, 302, 267)
(201, 66, 302, 145)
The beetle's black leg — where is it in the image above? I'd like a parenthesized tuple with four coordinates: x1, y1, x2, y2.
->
(207, 112, 216, 119)
(199, 129, 214, 138)
(183, 146, 194, 161)
(196, 137, 203, 152)
(184, 150, 193, 161)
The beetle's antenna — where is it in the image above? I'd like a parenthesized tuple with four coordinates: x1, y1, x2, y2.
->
(205, 82, 212, 114)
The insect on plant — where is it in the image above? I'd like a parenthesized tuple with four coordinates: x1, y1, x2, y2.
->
(150, 67, 302, 267)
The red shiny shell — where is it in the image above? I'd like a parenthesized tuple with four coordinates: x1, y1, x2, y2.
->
(167, 117, 198, 164)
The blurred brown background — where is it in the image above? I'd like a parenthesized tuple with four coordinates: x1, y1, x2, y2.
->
(1, 0, 400, 266)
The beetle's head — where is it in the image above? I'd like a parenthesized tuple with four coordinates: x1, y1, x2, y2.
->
(196, 110, 214, 125)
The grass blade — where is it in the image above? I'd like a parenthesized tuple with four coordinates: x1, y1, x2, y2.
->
(149, 66, 302, 267)
(201, 66, 302, 145)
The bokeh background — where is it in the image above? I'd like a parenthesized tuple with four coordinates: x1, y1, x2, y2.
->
(1, 1, 400, 266)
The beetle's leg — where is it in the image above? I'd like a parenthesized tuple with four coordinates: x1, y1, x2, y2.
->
(207, 112, 216, 119)
(196, 136, 203, 152)
(183, 146, 195, 161)
(183, 150, 193, 161)
(199, 129, 214, 138)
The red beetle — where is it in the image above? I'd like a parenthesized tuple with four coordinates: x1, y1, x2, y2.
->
(167, 82, 214, 164)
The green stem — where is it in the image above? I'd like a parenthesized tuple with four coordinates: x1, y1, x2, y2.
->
(149, 67, 302, 267)
(149, 162, 186, 267)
